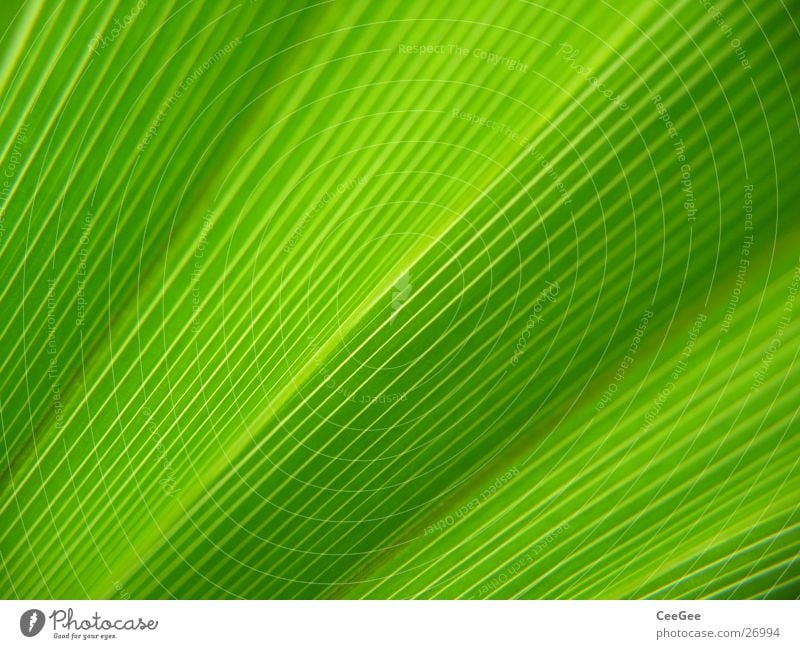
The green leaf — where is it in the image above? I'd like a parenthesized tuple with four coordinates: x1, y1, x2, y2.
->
(0, 0, 798, 599)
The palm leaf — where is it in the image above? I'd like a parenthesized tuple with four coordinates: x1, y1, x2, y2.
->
(0, 0, 798, 599)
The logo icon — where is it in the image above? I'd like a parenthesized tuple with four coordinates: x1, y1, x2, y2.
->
(389, 270, 412, 325)
(20, 609, 45, 637)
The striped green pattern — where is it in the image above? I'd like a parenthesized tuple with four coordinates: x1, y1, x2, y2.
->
(0, 0, 798, 599)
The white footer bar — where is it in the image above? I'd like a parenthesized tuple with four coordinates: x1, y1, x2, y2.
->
(1, 600, 796, 648)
